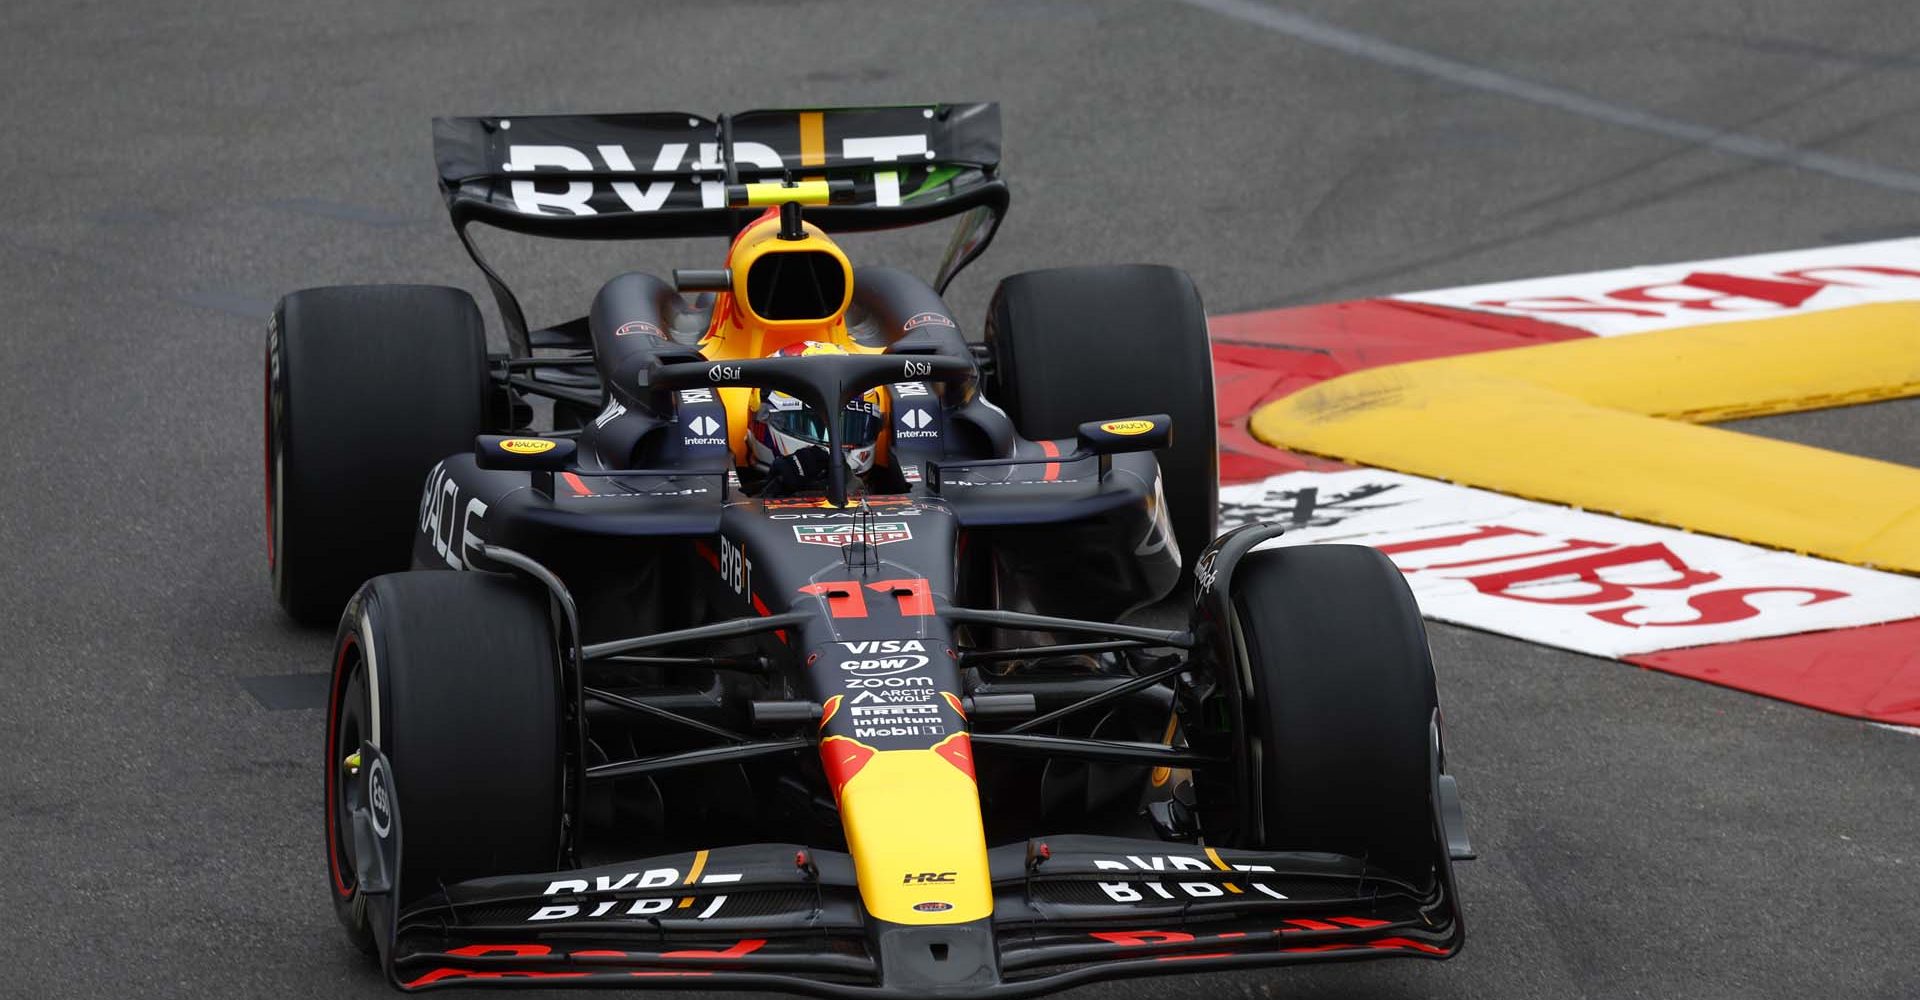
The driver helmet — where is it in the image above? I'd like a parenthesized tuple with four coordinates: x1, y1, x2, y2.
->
(745, 341, 886, 486)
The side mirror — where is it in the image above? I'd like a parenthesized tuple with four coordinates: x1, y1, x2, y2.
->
(672, 268, 732, 293)
(1075, 414, 1171, 456)
(475, 435, 577, 472)
(921, 413, 1172, 494)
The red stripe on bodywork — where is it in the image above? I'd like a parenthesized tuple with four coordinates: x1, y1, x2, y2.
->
(401, 945, 587, 988)
(401, 940, 760, 987)
(663, 939, 765, 959)
(402, 968, 590, 987)
(798, 581, 866, 618)
(448, 944, 549, 957)
(1369, 937, 1451, 954)
(932, 732, 976, 781)
(1089, 930, 1195, 947)
(561, 472, 594, 497)
(1037, 438, 1061, 481)
(820, 737, 877, 801)
(749, 591, 787, 642)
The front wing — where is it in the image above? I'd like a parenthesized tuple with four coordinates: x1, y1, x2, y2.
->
(380, 835, 1461, 997)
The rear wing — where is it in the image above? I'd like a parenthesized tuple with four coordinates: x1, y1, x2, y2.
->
(433, 104, 1007, 353)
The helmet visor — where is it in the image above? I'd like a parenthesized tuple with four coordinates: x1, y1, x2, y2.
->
(766, 395, 883, 449)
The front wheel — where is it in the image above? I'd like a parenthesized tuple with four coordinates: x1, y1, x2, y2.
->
(324, 571, 564, 952)
(1222, 543, 1443, 883)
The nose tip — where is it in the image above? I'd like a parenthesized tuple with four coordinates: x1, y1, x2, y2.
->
(873, 920, 999, 993)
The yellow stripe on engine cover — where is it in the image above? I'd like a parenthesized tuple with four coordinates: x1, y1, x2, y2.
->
(838, 748, 992, 924)
(1250, 302, 1920, 573)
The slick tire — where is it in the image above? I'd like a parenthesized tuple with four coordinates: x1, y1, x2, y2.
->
(325, 571, 563, 951)
(985, 265, 1217, 585)
(1229, 544, 1442, 884)
(266, 285, 490, 626)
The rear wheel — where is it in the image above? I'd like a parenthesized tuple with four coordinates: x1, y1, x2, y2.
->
(325, 571, 563, 950)
(985, 265, 1217, 582)
(267, 285, 490, 625)
(1225, 544, 1441, 883)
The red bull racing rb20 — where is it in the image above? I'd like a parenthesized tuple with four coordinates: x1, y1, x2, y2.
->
(265, 103, 1474, 997)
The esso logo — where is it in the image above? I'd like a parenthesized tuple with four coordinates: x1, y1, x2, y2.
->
(1100, 419, 1156, 436)
(913, 901, 953, 912)
(367, 758, 393, 839)
(499, 438, 557, 454)
(707, 364, 742, 382)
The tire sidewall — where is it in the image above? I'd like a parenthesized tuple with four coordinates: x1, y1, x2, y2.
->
(266, 308, 291, 608)
(324, 595, 379, 953)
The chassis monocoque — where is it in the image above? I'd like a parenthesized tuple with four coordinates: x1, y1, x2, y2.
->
(266, 104, 1472, 997)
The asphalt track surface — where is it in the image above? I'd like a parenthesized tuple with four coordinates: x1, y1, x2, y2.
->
(3, 2, 1917, 998)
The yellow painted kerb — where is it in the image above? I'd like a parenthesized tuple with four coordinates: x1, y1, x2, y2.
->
(1250, 302, 1920, 573)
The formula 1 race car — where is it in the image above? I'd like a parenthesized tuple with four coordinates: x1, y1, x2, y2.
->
(266, 104, 1472, 996)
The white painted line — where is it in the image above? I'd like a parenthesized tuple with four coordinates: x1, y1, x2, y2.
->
(1395, 237, 1920, 335)
(1172, 0, 1920, 195)
(1226, 469, 1920, 658)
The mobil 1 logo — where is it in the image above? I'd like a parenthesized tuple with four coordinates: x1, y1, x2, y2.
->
(850, 702, 944, 740)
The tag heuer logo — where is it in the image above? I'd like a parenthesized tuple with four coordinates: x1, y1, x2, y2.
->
(792, 522, 913, 547)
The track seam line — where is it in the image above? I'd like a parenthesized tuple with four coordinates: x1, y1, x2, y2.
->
(1172, 0, 1920, 195)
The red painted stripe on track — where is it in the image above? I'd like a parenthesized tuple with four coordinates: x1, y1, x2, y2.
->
(1626, 618, 1920, 727)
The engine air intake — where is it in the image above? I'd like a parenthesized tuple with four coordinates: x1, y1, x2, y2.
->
(746, 250, 848, 322)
